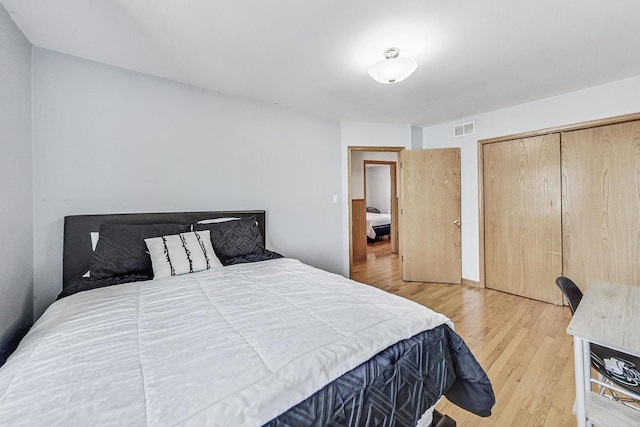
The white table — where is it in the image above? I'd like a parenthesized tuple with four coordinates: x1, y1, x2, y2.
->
(567, 280, 640, 427)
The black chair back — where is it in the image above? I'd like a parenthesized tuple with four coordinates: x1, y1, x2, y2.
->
(554, 276, 583, 315)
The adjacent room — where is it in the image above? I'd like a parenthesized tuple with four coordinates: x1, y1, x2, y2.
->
(2, 1, 640, 426)
(364, 163, 394, 246)
(350, 149, 399, 264)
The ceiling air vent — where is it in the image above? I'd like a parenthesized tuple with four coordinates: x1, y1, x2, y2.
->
(453, 121, 475, 137)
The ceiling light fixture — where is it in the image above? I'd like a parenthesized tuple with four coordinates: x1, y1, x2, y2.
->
(368, 47, 417, 84)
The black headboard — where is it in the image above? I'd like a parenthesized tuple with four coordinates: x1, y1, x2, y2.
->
(63, 210, 266, 289)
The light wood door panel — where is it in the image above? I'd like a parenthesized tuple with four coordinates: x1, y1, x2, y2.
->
(483, 134, 563, 304)
(562, 121, 640, 290)
(400, 148, 461, 283)
(391, 195, 399, 254)
(390, 163, 399, 254)
(351, 199, 367, 261)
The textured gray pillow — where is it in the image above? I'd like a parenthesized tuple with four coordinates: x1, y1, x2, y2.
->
(90, 223, 189, 279)
(193, 216, 264, 262)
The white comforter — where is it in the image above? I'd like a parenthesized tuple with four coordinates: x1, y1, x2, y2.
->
(0, 258, 450, 426)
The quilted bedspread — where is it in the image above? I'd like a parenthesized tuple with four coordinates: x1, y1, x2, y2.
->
(266, 323, 495, 426)
(0, 258, 454, 426)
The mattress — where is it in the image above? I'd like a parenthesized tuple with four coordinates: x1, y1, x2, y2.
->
(0, 258, 472, 426)
(366, 212, 391, 228)
(366, 212, 391, 239)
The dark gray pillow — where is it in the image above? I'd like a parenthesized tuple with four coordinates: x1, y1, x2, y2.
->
(90, 223, 189, 279)
(193, 216, 264, 263)
(224, 249, 283, 266)
(366, 207, 381, 213)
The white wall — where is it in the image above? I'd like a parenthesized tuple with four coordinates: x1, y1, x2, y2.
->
(32, 48, 343, 318)
(411, 126, 423, 150)
(423, 75, 640, 282)
(350, 151, 398, 199)
(341, 123, 411, 272)
(0, 7, 33, 364)
(366, 166, 391, 213)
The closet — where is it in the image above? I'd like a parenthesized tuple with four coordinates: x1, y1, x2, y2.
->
(483, 134, 562, 304)
(481, 114, 640, 303)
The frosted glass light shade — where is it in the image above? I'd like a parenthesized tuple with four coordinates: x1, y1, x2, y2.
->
(368, 48, 417, 84)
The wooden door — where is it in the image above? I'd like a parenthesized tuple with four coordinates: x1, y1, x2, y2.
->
(562, 120, 640, 290)
(483, 134, 563, 304)
(400, 148, 461, 283)
(351, 199, 367, 261)
(390, 162, 399, 254)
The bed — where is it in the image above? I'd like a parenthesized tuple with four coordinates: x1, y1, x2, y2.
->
(0, 210, 494, 426)
(366, 211, 391, 241)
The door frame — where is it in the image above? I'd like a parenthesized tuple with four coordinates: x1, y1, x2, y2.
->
(363, 160, 398, 254)
(348, 146, 404, 278)
(477, 111, 640, 288)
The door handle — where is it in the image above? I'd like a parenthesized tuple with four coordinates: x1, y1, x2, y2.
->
(454, 220, 461, 226)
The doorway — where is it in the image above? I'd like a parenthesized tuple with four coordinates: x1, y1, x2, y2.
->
(364, 160, 398, 255)
(348, 146, 403, 277)
(348, 146, 462, 283)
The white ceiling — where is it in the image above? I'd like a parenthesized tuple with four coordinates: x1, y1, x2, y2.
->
(3, 0, 640, 126)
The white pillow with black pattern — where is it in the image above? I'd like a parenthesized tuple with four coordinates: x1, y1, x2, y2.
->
(144, 230, 222, 279)
(82, 232, 101, 278)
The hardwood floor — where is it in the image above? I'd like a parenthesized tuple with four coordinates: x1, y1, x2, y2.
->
(354, 240, 576, 427)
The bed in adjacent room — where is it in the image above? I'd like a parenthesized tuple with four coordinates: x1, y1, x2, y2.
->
(0, 210, 494, 426)
(366, 207, 391, 241)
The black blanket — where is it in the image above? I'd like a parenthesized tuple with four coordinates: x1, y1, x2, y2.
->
(265, 325, 495, 427)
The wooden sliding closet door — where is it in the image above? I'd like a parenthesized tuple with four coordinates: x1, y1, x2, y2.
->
(562, 120, 640, 290)
(484, 134, 563, 304)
